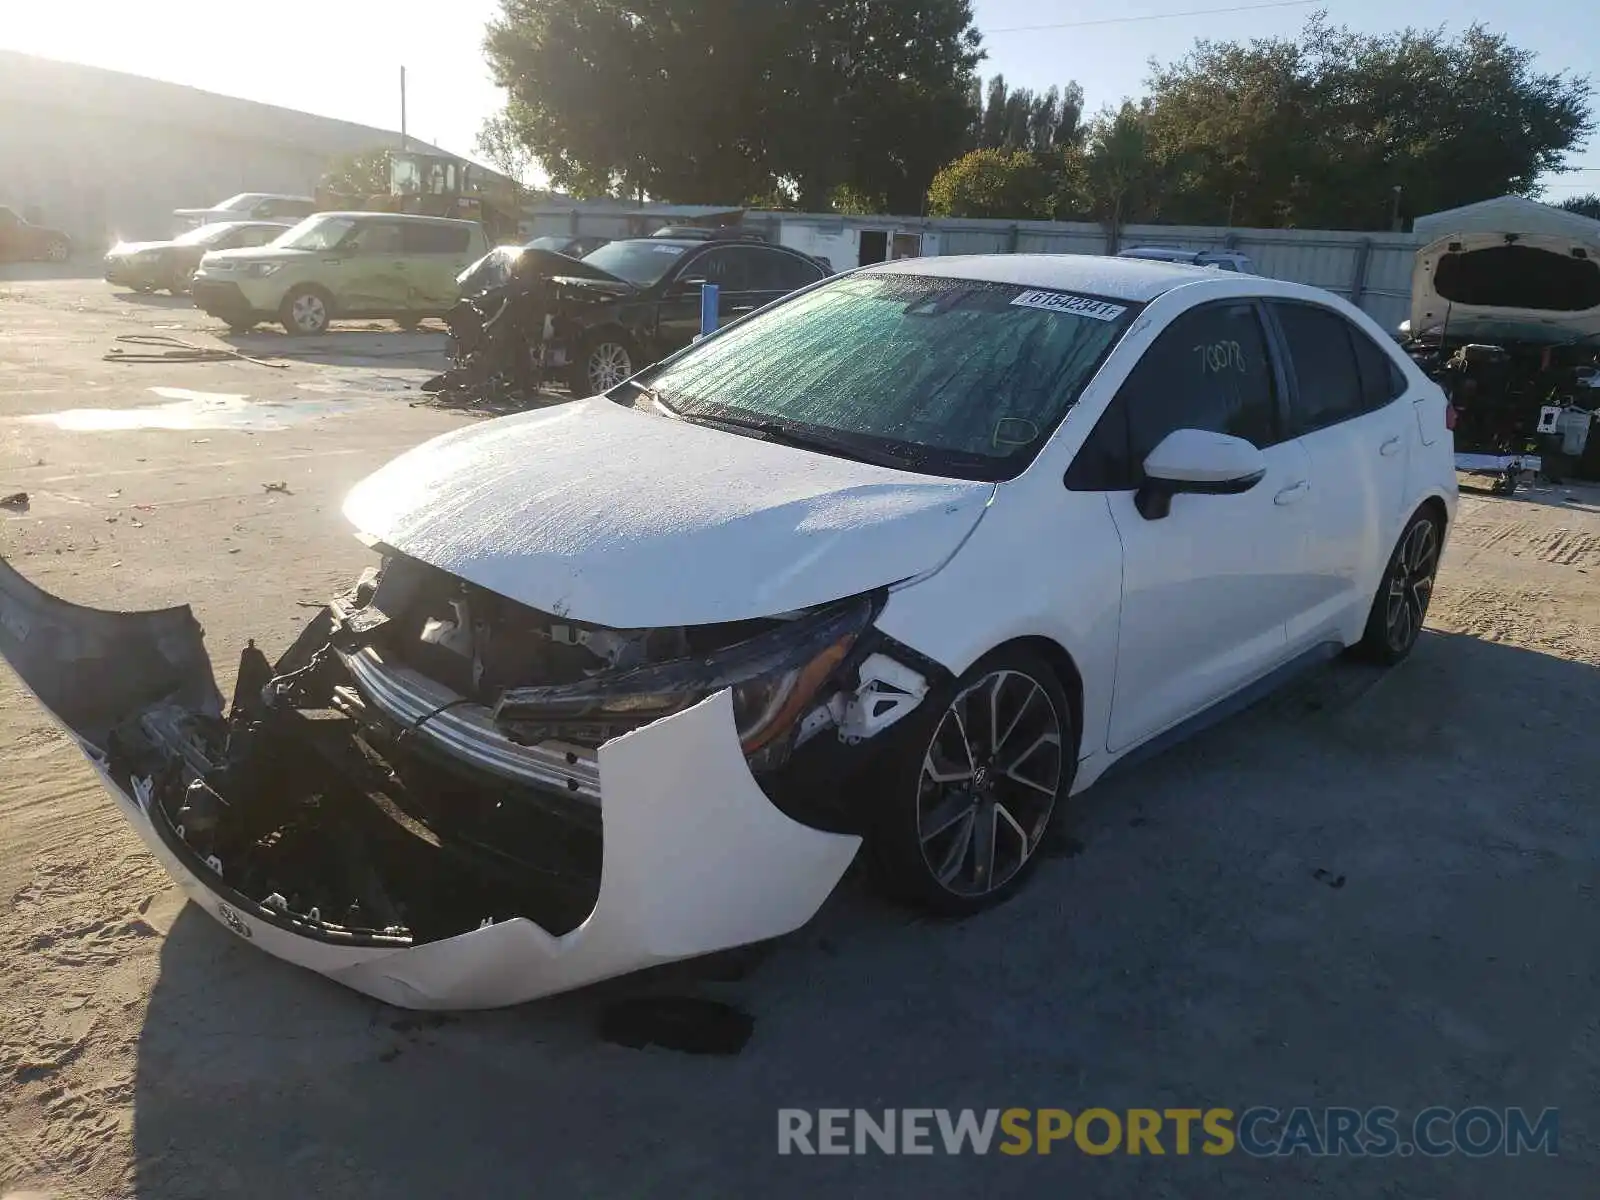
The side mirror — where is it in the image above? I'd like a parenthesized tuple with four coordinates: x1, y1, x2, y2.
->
(1134, 428, 1266, 520)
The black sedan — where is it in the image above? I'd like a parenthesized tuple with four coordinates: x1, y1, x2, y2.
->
(104, 221, 292, 295)
(534, 236, 830, 394)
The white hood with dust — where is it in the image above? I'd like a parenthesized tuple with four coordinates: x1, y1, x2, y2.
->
(343, 398, 993, 628)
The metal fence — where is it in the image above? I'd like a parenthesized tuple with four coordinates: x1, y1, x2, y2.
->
(527, 204, 1423, 332)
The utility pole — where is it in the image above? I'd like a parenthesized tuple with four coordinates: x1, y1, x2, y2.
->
(400, 66, 409, 150)
(1390, 184, 1403, 232)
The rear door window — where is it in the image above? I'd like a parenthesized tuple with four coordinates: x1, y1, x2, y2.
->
(404, 222, 472, 254)
(760, 248, 828, 292)
(1349, 323, 1409, 409)
(1271, 302, 1368, 434)
(1067, 301, 1280, 490)
(681, 247, 752, 291)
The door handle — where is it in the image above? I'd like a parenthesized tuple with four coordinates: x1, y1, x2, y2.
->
(1380, 435, 1401, 456)
(729, 305, 755, 315)
(1274, 480, 1310, 505)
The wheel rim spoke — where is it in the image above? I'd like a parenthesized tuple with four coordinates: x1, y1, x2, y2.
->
(916, 668, 1064, 898)
(935, 812, 976, 884)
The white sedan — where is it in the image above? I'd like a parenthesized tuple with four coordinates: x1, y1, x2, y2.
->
(0, 255, 1457, 1009)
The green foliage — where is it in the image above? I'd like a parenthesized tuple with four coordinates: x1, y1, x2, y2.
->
(926, 149, 1053, 218)
(929, 18, 1592, 229)
(484, 0, 983, 211)
(1141, 17, 1593, 229)
(321, 149, 391, 200)
(1557, 194, 1600, 220)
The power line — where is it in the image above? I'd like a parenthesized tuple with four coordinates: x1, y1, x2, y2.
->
(984, 0, 1319, 35)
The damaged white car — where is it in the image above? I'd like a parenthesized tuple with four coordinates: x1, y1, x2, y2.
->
(0, 256, 1457, 1010)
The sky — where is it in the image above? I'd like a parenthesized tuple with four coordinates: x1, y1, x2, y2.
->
(3, 0, 1596, 200)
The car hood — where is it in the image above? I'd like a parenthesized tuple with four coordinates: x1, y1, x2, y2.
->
(109, 240, 179, 255)
(342, 398, 994, 628)
(202, 245, 311, 264)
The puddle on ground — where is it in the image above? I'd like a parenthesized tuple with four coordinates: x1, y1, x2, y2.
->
(21, 387, 353, 432)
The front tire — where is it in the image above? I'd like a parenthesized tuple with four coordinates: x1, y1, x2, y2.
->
(280, 286, 332, 335)
(1355, 508, 1443, 665)
(567, 332, 635, 396)
(43, 238, 69, 263)
(870, 648, 1075, 916)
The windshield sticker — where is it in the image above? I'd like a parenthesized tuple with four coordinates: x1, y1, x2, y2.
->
(1010, 290, 1127, 321)
(654, 244, 686, 253)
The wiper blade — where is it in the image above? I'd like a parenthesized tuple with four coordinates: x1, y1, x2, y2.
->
(685, 412, 926, 469)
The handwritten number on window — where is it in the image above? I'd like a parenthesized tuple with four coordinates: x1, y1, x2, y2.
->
(1194, 341, 1246, 374)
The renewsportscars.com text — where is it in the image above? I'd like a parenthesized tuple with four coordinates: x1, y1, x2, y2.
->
(777, 1107, 1559, 1157)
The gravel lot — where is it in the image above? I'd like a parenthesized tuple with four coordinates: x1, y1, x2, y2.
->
(1, 272, 1597, 1199)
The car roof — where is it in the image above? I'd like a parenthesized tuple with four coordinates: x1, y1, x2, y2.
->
(316, 211, 479, 227)
(865, 253, 1221, 302)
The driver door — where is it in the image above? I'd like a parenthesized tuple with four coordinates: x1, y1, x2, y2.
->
(1067, 300, 1316, 752)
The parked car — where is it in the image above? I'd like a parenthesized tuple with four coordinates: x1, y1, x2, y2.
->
(523, 233, 611, 258)
(538, 235, 830, 394)
(190, 211, 490, 334)
(0, 205, 71, 262)
(104, 221, 293, 294)
(173, 193, 316, 231)
(0, 255, 1457, 1010)
(1117, 246, 1256, 273)
(649, 225, 767, 242)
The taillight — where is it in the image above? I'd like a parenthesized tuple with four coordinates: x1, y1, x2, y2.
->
(1444, 402, 1458, 431)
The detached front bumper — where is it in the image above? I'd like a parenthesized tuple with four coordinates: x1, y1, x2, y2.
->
(0, 557, 861, 1010)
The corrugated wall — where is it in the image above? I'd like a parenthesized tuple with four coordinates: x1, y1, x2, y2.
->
(542, 207, 1425, 332)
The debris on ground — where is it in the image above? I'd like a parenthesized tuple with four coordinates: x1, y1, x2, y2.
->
(1, 492, 30, 512)
(262, 481, 291, 494)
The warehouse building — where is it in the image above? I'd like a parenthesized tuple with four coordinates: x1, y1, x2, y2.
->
(0, 50, 454, 250)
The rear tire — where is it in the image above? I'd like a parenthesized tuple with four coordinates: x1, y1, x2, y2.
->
(869, 647, 1075, 917)
(43, 238, 69, 263)
(1355, 508, 1443, 666)
(280, 286, 332, 335)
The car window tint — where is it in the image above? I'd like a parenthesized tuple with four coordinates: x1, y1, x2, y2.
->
(1066, 302, 1278, 491)
(764, 249, 827, 291)
(685, 248, 750, 290)
(351, 221, 405, 254)
(1272, 302, 1367, 433)
(404, 223, 472, 254)
(1349, 321, 1408, 409)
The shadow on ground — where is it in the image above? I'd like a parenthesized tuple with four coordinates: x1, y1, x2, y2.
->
(218, 327, 451, 372)
(127, 632, 1598, 1198)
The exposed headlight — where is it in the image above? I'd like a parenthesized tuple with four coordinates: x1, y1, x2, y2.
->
(244, 262, 283, 278)
(494, 596, 875, 755)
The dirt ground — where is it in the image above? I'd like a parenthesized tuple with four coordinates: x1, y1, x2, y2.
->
(1, 272, 1597, 1199)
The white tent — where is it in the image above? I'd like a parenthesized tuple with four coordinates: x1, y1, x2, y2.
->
(1413, 195, 1600, 243)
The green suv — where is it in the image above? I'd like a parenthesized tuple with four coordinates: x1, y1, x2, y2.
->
(190, 211, 491, 335)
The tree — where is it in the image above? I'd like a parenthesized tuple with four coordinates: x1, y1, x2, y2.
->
(1080, 104, 1166, 229)
(1142, 17, 1593, 229)
(926, 148, 1053, 217)
(971, 75, 1085, 153)
(483, 0, 983, 211)
(1558, 193, 1600, 220)
(476, 108, 539, 185)
(320, 149, 391, 200)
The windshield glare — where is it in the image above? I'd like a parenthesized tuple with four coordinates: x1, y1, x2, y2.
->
(278, 215, 356, 252)
(646, 274, 1137, 480)
(580, 239, 690, 286)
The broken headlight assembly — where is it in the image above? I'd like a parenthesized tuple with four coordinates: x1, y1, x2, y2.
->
(492, 594, 876, 764)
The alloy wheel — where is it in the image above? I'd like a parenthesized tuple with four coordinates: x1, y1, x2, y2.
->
(1385, 518, 1439, 654)
(586, 342, 632, 392)
(45, 240, 68, 263)
(916, 669, 1063, 898)
(291, 293, 328, 334)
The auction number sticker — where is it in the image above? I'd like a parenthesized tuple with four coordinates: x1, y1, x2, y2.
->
(1010, 290, 1128, 321)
